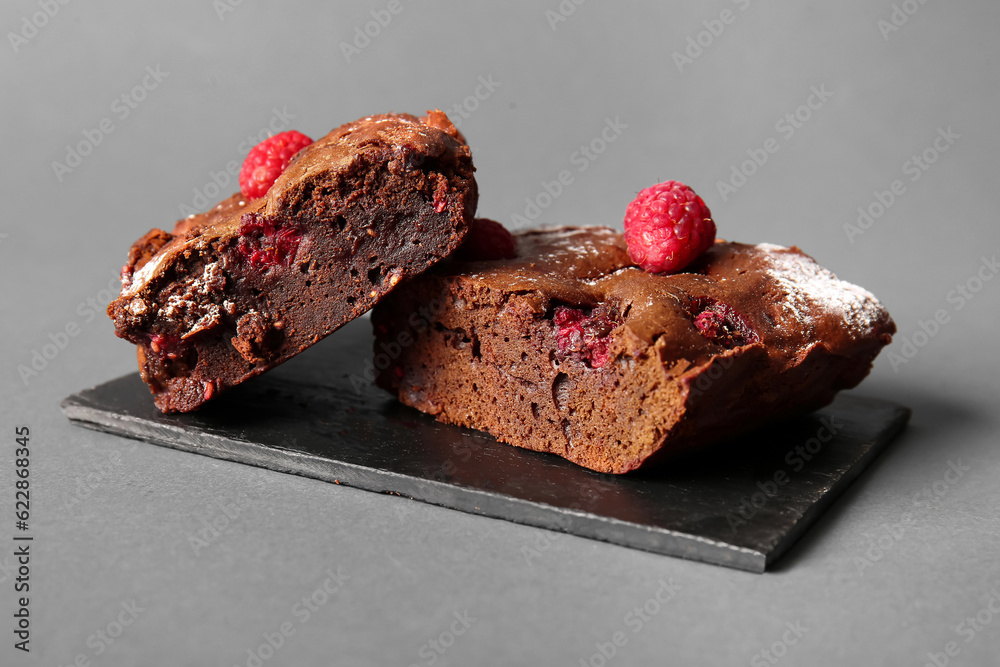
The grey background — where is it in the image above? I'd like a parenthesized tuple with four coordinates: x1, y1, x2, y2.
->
(3, 0, 999, 665)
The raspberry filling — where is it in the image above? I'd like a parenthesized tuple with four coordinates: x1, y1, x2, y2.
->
(689, 297, 757, 348)
(147, 333, 182, 357)
(553, 305, 622, 369)
(432, 179, 449, 213)
(236, 213, 303, 268)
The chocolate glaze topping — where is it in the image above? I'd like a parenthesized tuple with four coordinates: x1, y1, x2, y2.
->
(456, 227, 893, 365)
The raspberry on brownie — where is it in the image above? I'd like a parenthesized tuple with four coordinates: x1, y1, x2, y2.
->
(623, 180, 716, 274)
(239, 130, 315, 199)
(371, 225, 896, 474)
(108, 111, 477, 413)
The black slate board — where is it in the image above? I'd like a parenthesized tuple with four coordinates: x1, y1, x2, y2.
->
(62, 318, 909, 572)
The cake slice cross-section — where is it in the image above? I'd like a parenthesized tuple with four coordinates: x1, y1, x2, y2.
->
(108, 111, 477, 413)
(371, 225, 896, 474)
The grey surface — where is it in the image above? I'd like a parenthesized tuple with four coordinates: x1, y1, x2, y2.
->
(2, 0, 999, 664)
(60, 320, 912, 573)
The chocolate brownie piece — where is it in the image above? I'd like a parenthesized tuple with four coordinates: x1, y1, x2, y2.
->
(371, 226, 895, 474)
(108, 111, 477, 413)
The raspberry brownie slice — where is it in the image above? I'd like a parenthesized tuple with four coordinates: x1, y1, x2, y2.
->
(108, 111, 477, 413)
(371, 222, 895, 474)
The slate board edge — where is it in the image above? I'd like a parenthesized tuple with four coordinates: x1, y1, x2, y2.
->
(763, 403, 912, 568)
(61, 393, 767, 573)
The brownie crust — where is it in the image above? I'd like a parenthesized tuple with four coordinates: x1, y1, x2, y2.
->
(372, 227, 895, 474)
(108, 111, 477, 413)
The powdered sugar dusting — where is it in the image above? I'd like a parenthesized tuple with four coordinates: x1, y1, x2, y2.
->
(755, 243, 885, 334)
(121, 249, 172, 299)
(159, 261, 227, 338)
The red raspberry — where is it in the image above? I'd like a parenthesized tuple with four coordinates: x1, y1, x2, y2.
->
(623, 180, 716, 274)
(455, 218, 517, 261)
(239, 130, 314, 199)
(147, 333, 182, 357)
(689, 297, 757, 348)
(694, 310, 724, 339)
(235, 213, 303, 268)
(553, 305, 621, 369)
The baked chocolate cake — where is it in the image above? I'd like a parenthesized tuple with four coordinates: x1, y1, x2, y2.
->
(371, 226, 895, 474)
(108, 111, 477, 413)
